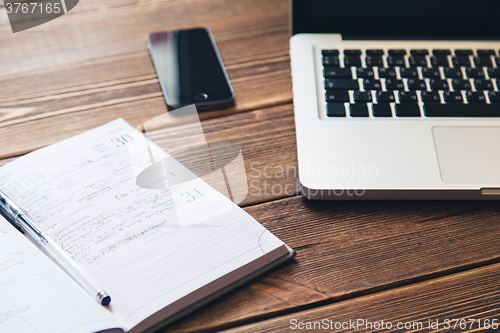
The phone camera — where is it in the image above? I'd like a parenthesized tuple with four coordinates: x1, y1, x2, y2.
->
(194, 93, 208, 102)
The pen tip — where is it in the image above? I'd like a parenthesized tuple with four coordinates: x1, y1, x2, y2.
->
(101, 295, 111, 306)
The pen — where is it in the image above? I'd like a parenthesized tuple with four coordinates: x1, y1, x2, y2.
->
(0, 190, 111, 306)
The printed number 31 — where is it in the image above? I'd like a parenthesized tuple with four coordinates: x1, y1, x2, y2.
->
(181, 189, 204, 202)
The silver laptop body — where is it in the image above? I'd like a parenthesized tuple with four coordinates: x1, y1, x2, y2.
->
(290, 0, 500, 199)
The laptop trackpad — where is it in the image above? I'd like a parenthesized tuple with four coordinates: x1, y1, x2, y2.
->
(432, 126, 500, 184)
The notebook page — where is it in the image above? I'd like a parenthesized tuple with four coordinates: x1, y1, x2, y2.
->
(0, 119, 286, 329)
(0, 215, 124, 333)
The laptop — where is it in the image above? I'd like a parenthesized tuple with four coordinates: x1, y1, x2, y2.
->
(290, 0, 500, 199)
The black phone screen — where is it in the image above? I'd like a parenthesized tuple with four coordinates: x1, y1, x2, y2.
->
(148, 28, 234, 108)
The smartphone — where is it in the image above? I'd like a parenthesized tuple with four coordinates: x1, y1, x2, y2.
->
(146, 28, 235, 111)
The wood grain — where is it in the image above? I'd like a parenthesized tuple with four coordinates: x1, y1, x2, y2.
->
(0, 0, 290, 74)
(0, 23, 292, 159)
(221, 262, 500, 332)
(3, 1, 497, 333)
(0, 26, 292, 128)
(162, 196, 500, 332)
(1, 103, 298, 206)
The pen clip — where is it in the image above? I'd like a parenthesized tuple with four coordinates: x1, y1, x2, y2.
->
(3, 198, 48, 243)
(0, 196, 23, 230)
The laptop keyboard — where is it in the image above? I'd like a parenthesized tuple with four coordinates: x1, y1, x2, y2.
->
(322, 49, 500, 117)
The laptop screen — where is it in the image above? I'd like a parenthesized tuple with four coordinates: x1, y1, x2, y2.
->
(292, 0, 500, 39)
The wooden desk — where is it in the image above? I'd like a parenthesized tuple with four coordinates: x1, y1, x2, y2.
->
(2, 0, 500, 332)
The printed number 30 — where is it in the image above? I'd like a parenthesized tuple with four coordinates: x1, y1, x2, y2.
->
(111, 134, 134, 147)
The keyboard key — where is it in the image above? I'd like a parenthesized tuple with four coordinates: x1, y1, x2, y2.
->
(489, 91, 500, 103)
(487, 68, 500, 78)
(455, 49, 473, 55)
(356, 68, 374, 78)
(349, 104, 369, 117)
(344, 49, 362, 55)
(409, 56, 427, 67)
(376, 91, 395, 103)
(430, 79, 449, 90)
(410, 50, 429, 56)
(444, 67, 463, 78)
(465, 91, 486, 103)
(430, 56, 450, 67)
(372, 103, 392, 117)
(365, 56, 384, 66)
(366, 49, 384, 55)
(474, 79, 493, 90)
(387, 56, 406, 66)
(354, 91, 372, 103)
(422, 68, 441, 78)
(344, 56, 362, 67)
(398, 91, 418, 103)
(443, 91, 463, 103)
(466, 68, 485, 78)
(400, 68, 418, 78)
(395, 103, 421, 117)
(407, 79, 426, 90)
(388, 49, 406, 55)
(421, 91, 441, 103)
(325, 79, 359, 90)
(325, 90, 350, 102)
(452, 56, 471, 67)
(424, 103, 500, 117)
(385, 79, 404, 90)
(326, 103, 346, 117)
(432, 49, 451, 55)
(378, 67, 397, 78)
(323, 56, 340, 66)
(322, 50, 339, 55)
(474, 56, 493, 67)
(477, 50, 496, 56)
(324, 67, 352, 78)
(363, 78, 382, 90)
(451, 79, 471, 90)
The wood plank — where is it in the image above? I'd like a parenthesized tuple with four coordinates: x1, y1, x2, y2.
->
(1, 97, 168, 158)
(0, 0, 290, 74)
(0, 0, 293, 164)
(0, 156, 16, 167)
(0, 50, 158, 104)
(0, 23, 292, 128)
(0, 103, 298, 206)
(0, 24, 291, 104)
(221, 263, 500, 332)
(161, 195, 500, 332)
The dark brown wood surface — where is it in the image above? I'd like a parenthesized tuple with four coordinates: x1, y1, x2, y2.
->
(221, 262, 500, 332)
(1, 0, 499, 332)
(165, 196, 500, 332)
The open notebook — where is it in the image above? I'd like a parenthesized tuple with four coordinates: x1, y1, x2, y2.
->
(0, 119, 294, 333)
